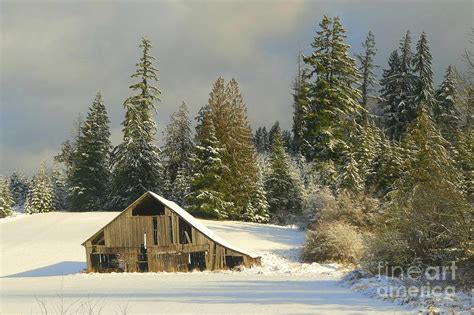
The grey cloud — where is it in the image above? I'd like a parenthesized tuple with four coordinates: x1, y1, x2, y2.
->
(0, 0, 471, 175)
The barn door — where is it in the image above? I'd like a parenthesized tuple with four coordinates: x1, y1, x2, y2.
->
(137, 243, 148, 272)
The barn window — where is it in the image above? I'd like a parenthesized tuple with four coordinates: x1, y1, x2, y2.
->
(179, 218, 192, 244)
(153, 217, 158, 245)
(132, 195, 165, 216)
(169, 216, 175, 244)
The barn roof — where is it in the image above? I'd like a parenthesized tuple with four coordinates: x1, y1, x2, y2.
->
(82, 191, 259, 259)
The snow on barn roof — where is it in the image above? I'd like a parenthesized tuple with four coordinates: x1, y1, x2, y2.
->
(148, 192, 259, 259)
(82, 191, 258, 259)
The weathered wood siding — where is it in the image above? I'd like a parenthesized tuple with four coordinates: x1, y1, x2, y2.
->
(83, 193, 260, 273)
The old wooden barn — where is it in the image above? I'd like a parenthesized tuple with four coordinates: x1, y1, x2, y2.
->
(82, 191, 261, 273)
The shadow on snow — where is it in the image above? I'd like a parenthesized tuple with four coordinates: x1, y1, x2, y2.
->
(3, 261, 85, 278)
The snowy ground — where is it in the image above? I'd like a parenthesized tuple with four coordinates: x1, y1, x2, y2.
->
(0, 212, 407, 314)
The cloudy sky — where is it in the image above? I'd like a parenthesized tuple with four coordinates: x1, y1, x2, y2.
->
(1, 0, 472, 175)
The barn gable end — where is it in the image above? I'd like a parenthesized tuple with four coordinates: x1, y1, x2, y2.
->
(82, 192, 260, 272)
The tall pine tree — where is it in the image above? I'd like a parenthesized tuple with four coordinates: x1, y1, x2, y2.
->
(292, 54, 310, 153)
(413, 32, 435, 114)
(380, 50, 402, 138)
(302, 16, 362, 164)
(161, 102, 194, 204)
(110, 38, 163, 209)
(264, 129, 302, 224)
(356, 31, 378, 117)
(203, 77, 259, 219)
(68, 92, 111, 210)
(434, 65, 460, 142)
(188, 107, 232, 218)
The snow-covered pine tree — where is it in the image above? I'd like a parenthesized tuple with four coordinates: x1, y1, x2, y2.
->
(351, 121, 379, 189)
(453, 126, 474, 203)
(161, 102, 193, 204)
(336, 150, 363, 194)
(51, 167, 68, 210)
(25, 164, 56, 214)
(110, 38, 163, 209)
(188, 109, 232, 218)
(380, 50, 402, 138)
(292, 54, 310, 154)
(384, 103, 471, 265)
(434, 65, 460, 142)
(268, 121, 281, 151)
(413, 32, 435, 114)
(68, 92, 111, 210)
(223, 78, 260, 219)
(253, 126, 269, 154)
(356, 31, 379, 117)
(0, 176, 14, 217)
(244, 171, 270, 223)
(365, 130, 403, 196)
(394, 31, 417, 140)
(264, 129, 303, 224)
(281, 130, 293, 153)
(9, 171, 29, 209)
(302, 16, 362, 164)
(203, 77, 259, 219)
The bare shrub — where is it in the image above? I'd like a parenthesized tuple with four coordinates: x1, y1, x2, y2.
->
(302, 221, 364, 264)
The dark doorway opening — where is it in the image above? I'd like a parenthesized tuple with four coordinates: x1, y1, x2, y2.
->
(137, 244, 148, 272)
(188, 251, 206, 271)
(90, 253, 121, 271)
(225, 256, 244, 269)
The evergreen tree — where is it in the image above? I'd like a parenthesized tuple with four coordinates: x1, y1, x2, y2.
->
(394, 31, 417, 140)
(413, 32, 435, 113)
(281, 130, 293, 152)
(202, 77, 259, 218)
(25, 164, 55, 214)
(264, 129, 302, 224)
(384, 104, 471, 265)
(244, 173, 270, 223)
(110, 38, 163, 209)
(365, 131, 404, 196)
(253, 126, 269, 154)
(161, 102, 194, 204)
(380, 50, 403, 138)
(434, 65, 460, 142)
(302, 16, 362, 163)
(0, 176, 14, 217)
(356, 31, 379, 116)
(336, 150, 363, 194)
(292, 55, 310, 153)
(9, 171, 29, 209)
(68, 92, 111, 210)
(223, 78, 259, 218)
(268, 121, 281, 151)
(51, 167, 68, 210)
(454, 126, 474, 203)
(188, 112, 232, 218)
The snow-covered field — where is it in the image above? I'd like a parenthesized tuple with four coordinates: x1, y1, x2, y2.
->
(0, 212, 407, 314)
